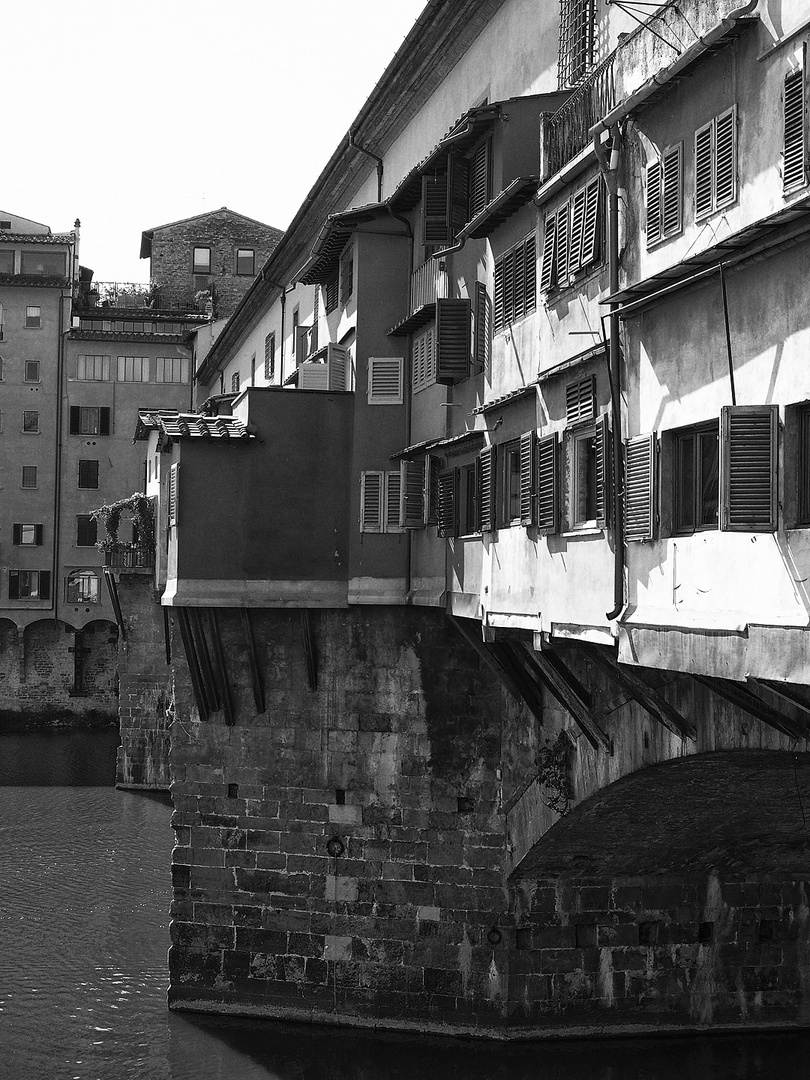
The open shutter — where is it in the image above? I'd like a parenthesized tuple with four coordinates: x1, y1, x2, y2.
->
(360, 472, 384, 533)
(624, 433, 656, 542)
(523, 234, 537, 316)
(568, 186, 587, 273)
(784, 65, 806, 192)
(595, 413, 611, 529)
(714, 106, 737, 210)
(565, 374, 596, 426)
(400, 460, 425, 528)
(474, 282, 491, 375)
(425, 454, 440, 525)
(539, 210, 557, 292)
(385, 471, 403, 532)
(493, 257, 505, 334)
(8, 571, 19, 600)
(422, 173, 451, 245)
(435, 298, 471, 384)
(69, 406, 81, 434)
(469, 138, 492, 219)
(519, 432, 535, 526)
(694, 121, 714, 219)
(449, 152, 471, 235)
(12, 524, 21, 545)
(556, 201, 570, 285)
(99, 408, 111, 436)
(646, 159, 662, 246)
(327, 342, 349, 391)
(35, 524, 44, 545)
(437, 469, 458, 538)
(580, 177, 601, 267)
(168, 463, 179, 527)
(661, 144, 683, 237)
(367, 357, 403, 404)
(39, 571, 51, 601)
(536, 434, 559, 534)
(478, 445, 497, 533)
(720, 405, 778, 532)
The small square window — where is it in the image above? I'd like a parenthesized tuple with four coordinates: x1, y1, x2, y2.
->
(23, 410, 39, 433)
(235, 248, 255, 275)
(24, 361, 40, 382)
(25, 306, 41, 328)
(0, 220, 11, 230)
(192, 246, 211, 274)
(78, 460, 99, 489)
(14, 524, 42, 546)
(21, 466, 37, 488)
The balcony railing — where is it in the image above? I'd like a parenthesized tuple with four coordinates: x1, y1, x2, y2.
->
(105, 546, 155, 570)
(410, 259, 447, 313)
(80, 281, 203, 313)
(547, 51, 616, 177)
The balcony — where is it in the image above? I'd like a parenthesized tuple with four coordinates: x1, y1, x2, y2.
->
(105, 546, 155, 571)
(547, 52, 616, 178)
(79, 281, 204, 314)
(388, 259, 447, 337)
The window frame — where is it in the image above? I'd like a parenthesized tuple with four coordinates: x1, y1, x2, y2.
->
(498, 440, 522, 529)
(66, 569, 100, 605)
(694, 106, 738, 222)
(23, 410, 39, 433)
(25, 306, 41, 329)
(264, 332, 276, 382)
(672, 421, 720, 536)
(70, 406, 110, 436)
(235, 248, 255, 276)
(13, 523, 43, 546)
(21, 465, 37, 489)
(192, 246, 211, 275)
(77, 354, 112, 381)
(24, 360, 40, 382)
(9, 569, 50, 601)
(78, 459, 100, 490)
(76, 515, 98, 548)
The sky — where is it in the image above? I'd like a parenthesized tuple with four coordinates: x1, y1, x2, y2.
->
(4, 0, 428, 283)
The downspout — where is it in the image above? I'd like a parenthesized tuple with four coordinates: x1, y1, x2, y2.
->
(594, 127, 625, 622)
(349, 130, 384, 203)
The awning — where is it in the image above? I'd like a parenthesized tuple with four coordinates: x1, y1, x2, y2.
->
(388, 302, 435, 337)
(296, 203, 384, 286)
(454, 176, 540, 242)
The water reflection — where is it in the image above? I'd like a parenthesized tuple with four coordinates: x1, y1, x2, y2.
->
(0, 730, 808, 1080)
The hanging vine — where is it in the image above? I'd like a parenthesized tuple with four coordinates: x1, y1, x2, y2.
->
(91, 493, 155, 553)
(536, 731, 574, 816)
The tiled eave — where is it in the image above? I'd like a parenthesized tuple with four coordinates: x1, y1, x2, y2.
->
(392, 428, 485, 460)
(388, 303, 435, 337)
(0, 273, 70, 288)
(472, 384, 537, 415)
(68, 330, 187, 344)
(0, 233, 73, 244)
(457, 177, 540, 242)
(134, 410, 252, 442)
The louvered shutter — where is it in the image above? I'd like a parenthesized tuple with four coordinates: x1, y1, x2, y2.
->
(422, 173, 451, 245)
(99, 408, 111, 436)
(168, 463, 179, 527)
(8, 571, 19, 600)
(784, 66, 806, 192)
(325, 275, 339, 313)
(449, 153, 471, 235)
(661, 144, 683, 237)
(695, 121, 714, 220)
(400, 460, 425, 528)
(69, 406, 81, 434)
(39, 571, 51, 600)
(493, 257, 505, 334)
(469, 139, 491, 220)
(595, 413, 611, 529)
(12, 524, 21, 545)
(425, 455, 440, 525)
(425, 324, 437, 385)
(478, 446, 497, 533)
(360, 471, 384, 533)
(646, 159, 662, 246)
(568, 187, 587, 273)
(502, 248, 515, 328)
(566, 375, 596, 426)
(327, 343, 348, 391)
(714, 107, 736, 209)
(474, 282, 491, 375)
(556, 201, 570, 284)
(437, 469, 457, 538)
(624, 433, 656, 542)
(385, 471, 402, 532)
(368, 357, 403, 404)
(536, 434, 559, 534)
(540, 210, 557, 292)
(35, 524, 44, 545)
(519, 432, 535, 526)
(524, 234, 537, 316)
(720, 405, 778, 532)
(580, 177, 601, 267)
(436, 298, 471, 384)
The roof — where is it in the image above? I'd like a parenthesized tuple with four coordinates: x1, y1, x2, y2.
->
(472, 384, 537, 414)
(134, 410, 253, 443)
(0, 233, 73, 244)
(296, 203, 390, 286)
(140, 206, 283, 259)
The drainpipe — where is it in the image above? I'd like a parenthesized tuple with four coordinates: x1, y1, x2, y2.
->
(594, 127, 625, 622)
(348, 130, 384, 203)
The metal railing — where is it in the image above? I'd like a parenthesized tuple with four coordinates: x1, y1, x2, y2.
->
(548, 51, 616, 177)
(105, 546, 155, 570)
(409, 259, 447, 312)
(81, 281, 204, 313)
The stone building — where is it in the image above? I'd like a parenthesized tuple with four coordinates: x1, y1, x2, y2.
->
(110, 0, 810, 1039)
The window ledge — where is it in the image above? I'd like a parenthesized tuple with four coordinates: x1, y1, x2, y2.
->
(561, 526, 604, 538)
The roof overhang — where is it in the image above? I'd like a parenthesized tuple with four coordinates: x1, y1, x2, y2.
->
(459, 176, 540, 241)
(296, 203, 386, 285)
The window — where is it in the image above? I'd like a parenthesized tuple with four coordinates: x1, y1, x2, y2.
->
(558, 0, 595, 88)
(536, 434, 560, 534)
(461, 463, 479, 535)
(13, 524, 43, 545)
(9, 570, 50, 601)
(291, 307, 299, 361)
(20, 250, 66, 276)
(78, 460, 100, 489)
(421, 154, 472, 246)
(673, 422, 719, 534)
(359, 472, 403, 533)
(25, 360, 40, 382)
(494, 233, 537, 333)
(695, 107, 737, 220)
(0, 219, 10, 230)
(76, 515, 98, 547)
(235, 248, 255, 275)
(340, 245, 354, 306)
(799, 406, 810, 525)
(499, 441, 522, 527)
(264, 332, 276, 381)
(69, 406, 110, 435)
(0, 253, 12, 274)
(117, 356, 149, 382)
(437, 469, 458, 538)
(192, 246, 211, 274)
(399, 456, 440, 529)
(569, 415, 609, 529)
(155, 357, 189, 383)
(646, 144, 683, 246)
(325, 274, 339, 314)
(25, 306, 41, 328)
(784, 63, 807, 193)
(21, 466, 37, 488)
(23, 410, 39, 433)
(540, 176, 602, 294)
(368, 357, 404, 405)
(77, 355, 111, 381)
(168, 463, 179, 526)
(66, 570, 99, 604)
(231, 372, 240, 394)
(0, 356, 3, 379)
(0, 301, 4, 339)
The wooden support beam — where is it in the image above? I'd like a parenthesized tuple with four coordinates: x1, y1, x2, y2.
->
(585, 646, 697, 742)
(243, 608, 265, 712)
(103, 568, 126, 643)
(207, 609, 234, 726)
(490, 642, 545, 721)
(301, 610, 317, 691)
(522, 645, 612, 754)
(447, 615, 543, 721)
(189, 608, 218, 714)
(163, 607, 172, 666)
(747, 678, 810, 725)
(693, 673, 807, 742)
(176, 607, 209, 722)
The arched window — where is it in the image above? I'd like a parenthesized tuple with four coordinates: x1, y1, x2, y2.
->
(66, 570, 99, 604)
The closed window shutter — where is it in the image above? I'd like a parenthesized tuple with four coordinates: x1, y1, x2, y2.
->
(720, 405, 778, 532)
(325, 275, 339, 313)
(646, 159, 663, 246)
(12, 524, 21, 545)
(99, 408, 111, 436)
(536, 434, 559, 533)
(35, 524, 43, 545)
(579, 177, 601, 267)
(540, 210, 557, 292)
(8, 570, 19, 600)
(524, 234, 537, 316)
(714, 107, 737, 209)
(565, 374, 596, 426)
(556, 201, 570, 284)
(368, 357, 403, 404)
(595, 413, 611, 529)
(435, 298, 471, 384)
(400, 460, 425, 528)
(474, 282, 491, 375)
(422, 173, 451, 245)
(425, 454, 441, 525)
(568, 187, 587, 273)
(661, 144, 683, 237)
(360, 471, 383, 533)
(519, 432, 535, 526)
(502, 248, 515, 326)
(493, 258, 505, 334)
(469, 139, 491, 220)
(478, 446, 497, 533)
(784, 66, 806, 192)
(624, 433, 656, 542)
(168, 463, 179, 527)
(437, 469, 457, 538)
(385, 471, 402, 532)
(39, 571, 51, 601)
(69, 406, 81, 434)
(449, 153, 471, 235)
(695, 121, 714, 219)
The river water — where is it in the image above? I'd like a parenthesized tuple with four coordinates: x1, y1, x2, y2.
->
(1, 730, 808, 1080)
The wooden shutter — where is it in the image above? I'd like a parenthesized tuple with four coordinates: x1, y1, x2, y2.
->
(437, 469, 458, 538)
(524, 234, 537, 317)
(325, 274, 339, 313)
(8, 571, 19, 600)
(39, 571, 51, 600)
(502, 247, 515, 327)
(580, 177, 601, 267)
(694, 121, 714, 219)
(35, 524, 44, 545)
(478, 445, 497, 533)
(568, 187, 587, 273)
(536, 434, 559, 534)
(661, 144, 683, 237)
(400, 460, 425, 528)
(539, 210, 557, 292)
(422, 173, 450, 245)
(99, 407, 111, 436)
(556, 200, 570, 284)
(449, 153, 471, 235)
(360, 471, 383, 532)
(624, 433, 656, 542)
(340, 247, 353, 306)
(435, 298, 471, 384)
(595, 413, 611, 529)
(519, 432, 535, 526)
(720, 405, 778, 532)
(168, 463, 179, 527)
(565, 374, 596, 426)
(12, 524, 21, 545)
(714, 107, 737, 209)
(646, 159, 662, 246)
(425, 454, 441, 525)
(474, 282, 491, 374)
(69, 406, 80, 434)
(385, 471, 402, 532)
(493, 256, 505, 334)
(784, 65, 806, 192)
(367, 357, 403, 404)
(469, 139, 491, 219)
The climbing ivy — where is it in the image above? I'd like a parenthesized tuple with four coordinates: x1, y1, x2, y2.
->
(537, 731, 574, 816)
(91, 493, 155, 553)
